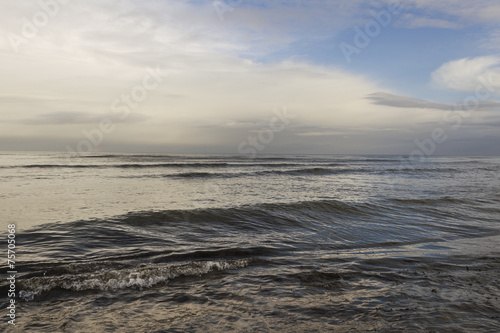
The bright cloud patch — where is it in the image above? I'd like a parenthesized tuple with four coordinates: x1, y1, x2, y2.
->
(431, 56, 500, 92)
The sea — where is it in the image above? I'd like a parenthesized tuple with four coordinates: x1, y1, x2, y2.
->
(1, 151, 499, 332)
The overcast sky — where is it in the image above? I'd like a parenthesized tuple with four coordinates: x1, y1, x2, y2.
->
(1, 0, 499, 155)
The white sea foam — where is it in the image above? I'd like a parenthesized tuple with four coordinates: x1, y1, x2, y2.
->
(19, 259, 250, 301)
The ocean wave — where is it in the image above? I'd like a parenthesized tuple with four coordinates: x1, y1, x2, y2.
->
(104, 199, 382, 230)
(350, 158, 403, 163)
(1, 163, 479, 179)
(16, 196, 492, 269)
(1, 162, 308, 169)
(19, 198, 406, 237)
(169, 172, 217, 178)
(78, 154, 213, 159)
(116, 168, 343, 179)
(261, 167, 339, 175)
(380, 167, 461, 174)
(386, 197, 469, 205)
(3, 163, 230, 169)
(18, 199, 387, 255)
(17, 259, 250, 301)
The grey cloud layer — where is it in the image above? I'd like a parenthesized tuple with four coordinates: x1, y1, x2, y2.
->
(20, 112, 148, 125)
(367, 92, 500, 111)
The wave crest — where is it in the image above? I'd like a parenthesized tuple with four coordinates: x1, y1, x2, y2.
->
(18, 259, 250, 301)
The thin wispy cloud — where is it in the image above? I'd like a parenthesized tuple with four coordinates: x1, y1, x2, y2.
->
(368, 92, 500, 111)
(20, 111, 149, 125)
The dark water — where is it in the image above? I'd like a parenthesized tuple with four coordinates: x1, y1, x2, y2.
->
(1, 152, 500, 332)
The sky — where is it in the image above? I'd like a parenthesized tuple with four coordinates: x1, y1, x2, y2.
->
(0, 0, 499, 156)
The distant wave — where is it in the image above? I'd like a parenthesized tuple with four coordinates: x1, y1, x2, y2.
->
(381, 167, 460, 173)
(2, 162, 307, 169)
(4, 163, 229, 169)
(264, 167, 339, 175)
(386, 197, 469, 205)
(2, 164, 471, 181)
(118, 168, 349, 179)
(169, 172, 217, 178)
(15, 164, 101, 168)
(349, 158, 403, 163)
(118, 163, 230, 168)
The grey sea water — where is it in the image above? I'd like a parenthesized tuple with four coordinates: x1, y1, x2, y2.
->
(1, 152, 500, 332)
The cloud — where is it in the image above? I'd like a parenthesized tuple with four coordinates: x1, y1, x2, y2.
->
(0, 94, 58, 104)
(288, 124, 356, 137)
(1, 0, 500, 155)
(431, 56, 500, 92)
(479, 29, 500, 51)
(0, 0, 369, 65)
(395, 14, 459, 29)
(368, 92, 500, 111)
(20, 111, 148, 125)
(367, 92, 450, 110)
(464, 120, 500, 128)
(399, 0, 500, 26)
